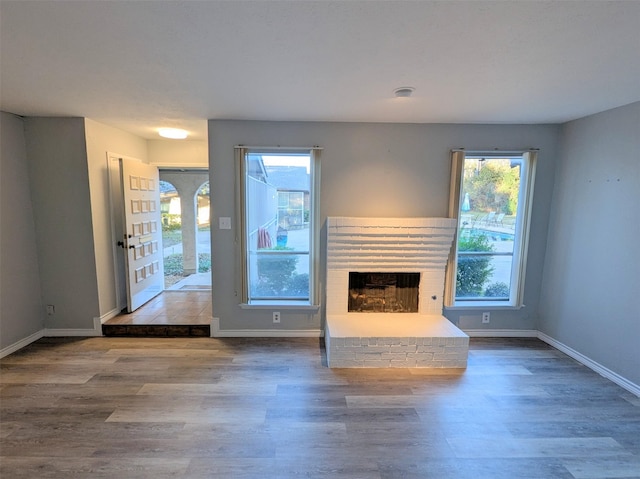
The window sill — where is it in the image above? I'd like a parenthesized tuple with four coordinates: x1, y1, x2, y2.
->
(240, 301, 320, 312)
(445, 303, 525, 311)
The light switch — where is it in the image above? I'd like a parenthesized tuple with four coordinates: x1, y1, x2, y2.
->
(219, 217, 232, 230)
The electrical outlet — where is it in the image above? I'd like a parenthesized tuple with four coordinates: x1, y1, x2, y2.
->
(482, 312, 490, 324)
(47, 305, 55, 315)
(273, 312, 281, 323)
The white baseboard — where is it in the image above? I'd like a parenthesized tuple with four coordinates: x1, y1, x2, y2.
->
(1, 317, 103, 357)
(446, 328, 639, 397)
(537, 332, 640, 398)
(98, 308, 121, 324)
(44, 317, 103, 337)
(210, 318, 323, 338)
(43, 328, 103, 337)
(463, 329, 539, 337)
(0, 329, 45, 358)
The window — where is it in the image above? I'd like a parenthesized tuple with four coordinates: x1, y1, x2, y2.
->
(237, 147, 320, 305)
(446, 150, 537, 308)
(278, 191, 306, 229)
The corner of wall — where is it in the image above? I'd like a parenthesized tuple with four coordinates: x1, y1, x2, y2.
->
(1, 112, 46, 349)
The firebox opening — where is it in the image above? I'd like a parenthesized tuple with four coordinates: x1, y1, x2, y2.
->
(348, 272, 420, 313)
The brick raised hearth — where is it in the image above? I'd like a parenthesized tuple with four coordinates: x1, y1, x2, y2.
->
(325, 217, 469, 368)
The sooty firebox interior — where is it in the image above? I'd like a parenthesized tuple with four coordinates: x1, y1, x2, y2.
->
(348, 272, 420, 313)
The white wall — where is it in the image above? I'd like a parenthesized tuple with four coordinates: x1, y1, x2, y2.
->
(23, 117, 100, 330)
(0, 112, 44, 349)
(539, 102, 640, 386)
(148, 139, 208, 168)
(84, 119, 148, 318)
(209, 120, 560, 333)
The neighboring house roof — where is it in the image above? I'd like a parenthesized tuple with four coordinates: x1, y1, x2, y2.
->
(265, 166, 310, 192)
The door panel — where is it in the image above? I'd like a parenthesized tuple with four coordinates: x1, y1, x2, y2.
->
(120, 158, 164, 312)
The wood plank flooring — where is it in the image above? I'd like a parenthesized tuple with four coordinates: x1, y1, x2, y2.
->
(1, 337, 639, 478)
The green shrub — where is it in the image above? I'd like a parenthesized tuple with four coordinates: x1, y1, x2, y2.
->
(162, 213, 181, 231)
(255, 254, 298, 296)
(198, 253, 211, 273)
(485, 282, 510, 298)
(456, 233, 494, 297)
(163, 254, 184, 276)
(287, 273, 309, 296)
(163, 253, 212, 276)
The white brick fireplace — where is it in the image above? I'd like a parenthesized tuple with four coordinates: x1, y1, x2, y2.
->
(325, 217, 469, 368)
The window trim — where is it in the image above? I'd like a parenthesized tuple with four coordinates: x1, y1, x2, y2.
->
(236, 146, 321, 307)
(445, 149, 537, 309)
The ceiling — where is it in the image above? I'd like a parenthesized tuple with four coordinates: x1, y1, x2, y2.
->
(1, 1, 639, 141)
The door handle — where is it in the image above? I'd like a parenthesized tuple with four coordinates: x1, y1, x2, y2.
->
(118, 241, 135, 249)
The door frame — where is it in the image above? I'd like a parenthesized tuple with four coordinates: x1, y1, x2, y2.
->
(108, 155, 213, 311)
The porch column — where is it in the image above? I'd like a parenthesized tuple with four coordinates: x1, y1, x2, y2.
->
(180, 192, 198, 274)
(159, 171, 208, 276)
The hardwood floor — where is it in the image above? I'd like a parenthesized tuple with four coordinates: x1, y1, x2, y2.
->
(1, 337, 639, 478)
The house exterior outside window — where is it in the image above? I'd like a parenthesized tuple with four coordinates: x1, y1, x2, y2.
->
(446, 149, 537, 308)
(237, 147, 320, 306)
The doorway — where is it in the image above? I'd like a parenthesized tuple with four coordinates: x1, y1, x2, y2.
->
(105, 164, 212, 334)
(159, 172, 211, 291)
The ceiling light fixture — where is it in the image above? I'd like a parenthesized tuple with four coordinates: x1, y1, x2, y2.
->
(158, 128, 188, 139)
(394, 87, 415, 98)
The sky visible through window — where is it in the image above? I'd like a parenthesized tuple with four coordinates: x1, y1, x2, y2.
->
(262, 155, 310, 173)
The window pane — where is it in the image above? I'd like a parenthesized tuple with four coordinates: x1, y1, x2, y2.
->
(245, 152, 312, 302)
(456, 157, 521, 301)
(289, 192, 303, 208)
(249, 252, 310, 299)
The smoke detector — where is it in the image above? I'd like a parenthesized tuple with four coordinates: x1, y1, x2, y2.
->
(394, 87, 415, 98)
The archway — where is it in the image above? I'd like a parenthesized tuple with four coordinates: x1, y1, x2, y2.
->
(158, 171, 211, 290)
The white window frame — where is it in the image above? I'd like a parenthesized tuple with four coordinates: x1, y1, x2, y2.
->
(236, 146, 321, 307)
(445, 149, 537, 309)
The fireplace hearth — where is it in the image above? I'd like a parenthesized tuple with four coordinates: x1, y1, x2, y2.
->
(325, 217, 469, 368)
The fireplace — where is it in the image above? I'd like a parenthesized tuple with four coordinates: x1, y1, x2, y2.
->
(324, 217, 469, 368)
(348, 272, 420, 313)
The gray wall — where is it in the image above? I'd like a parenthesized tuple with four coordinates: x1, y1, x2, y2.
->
(3, 106, 637, 392)
(539, 102, 640, 386)
(3, 116, 201, 341)
(24, 117, 101, 329)
(209, 120, 560, 332)
(0, 112, 44, 348)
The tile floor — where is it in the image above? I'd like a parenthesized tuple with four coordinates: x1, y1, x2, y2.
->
(104, 291, 212, 326)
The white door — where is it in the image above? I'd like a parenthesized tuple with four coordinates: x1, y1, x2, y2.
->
(119, 158, 164, 312)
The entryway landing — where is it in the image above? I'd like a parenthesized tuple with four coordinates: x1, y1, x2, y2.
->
(102, 291, 212, 337)
(166, 272, 211, 291)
